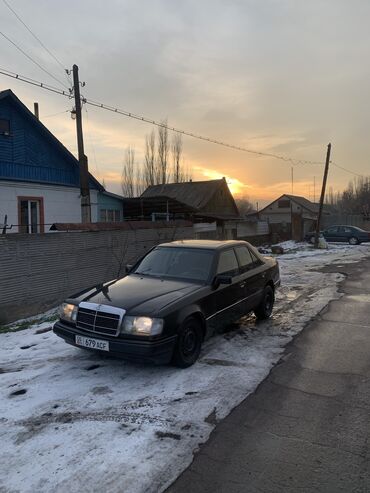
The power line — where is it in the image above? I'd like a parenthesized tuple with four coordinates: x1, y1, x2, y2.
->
(84, 96, 324, 166)
(331, 161, 364, 178)
(1, 66, 367, 179)
(43, 109, 70, 118)
(0, 30, 69, 89)
(2, 0, 72, 87)
(0, 67, 319, 165)
(0, 67, 71, 96)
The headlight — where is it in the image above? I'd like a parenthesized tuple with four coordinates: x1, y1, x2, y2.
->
(122, 316, 163, 336)
(59, 302, 78, 323)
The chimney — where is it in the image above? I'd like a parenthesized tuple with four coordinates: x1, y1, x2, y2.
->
(34, 102, 39, 120)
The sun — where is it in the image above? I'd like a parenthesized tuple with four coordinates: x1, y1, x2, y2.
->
(194, 166, 248, 196)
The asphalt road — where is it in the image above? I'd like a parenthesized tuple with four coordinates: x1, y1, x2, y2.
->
(168, 256, 370, 493)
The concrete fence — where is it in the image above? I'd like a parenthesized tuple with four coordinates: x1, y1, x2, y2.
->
(0, 223, 195, 324)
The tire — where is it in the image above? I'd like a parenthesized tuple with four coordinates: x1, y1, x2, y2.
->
(349, 237, 359, 245)
(254, 286, 274, 320)
(172, 317, 202, 368)
(309, 235, 315, 244)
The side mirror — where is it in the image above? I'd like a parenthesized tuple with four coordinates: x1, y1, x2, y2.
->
(125, 264, 133, 273)
(213, 274, 232, 288)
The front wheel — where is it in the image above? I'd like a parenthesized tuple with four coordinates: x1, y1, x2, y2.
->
(349, 236, 359, 245)
(172, 317, 202, 368)
(254, 286, 274, 320)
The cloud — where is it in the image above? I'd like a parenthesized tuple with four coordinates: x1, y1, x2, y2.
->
(2, 0, 369, 200)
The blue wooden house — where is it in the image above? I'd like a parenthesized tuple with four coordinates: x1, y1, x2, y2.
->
(0, 89, 123, 232)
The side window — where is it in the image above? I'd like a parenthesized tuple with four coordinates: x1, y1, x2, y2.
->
(327, 227, 338, 234)
(343, 227, 352, 233)
(234, 246, 254, 273)
(249, 248, 262, 265)
(217, 249, 239, 277)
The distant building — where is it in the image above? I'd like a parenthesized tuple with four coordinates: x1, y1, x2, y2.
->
(98, 190, 124, 222)
(259, 194, 331, 241)
(0, 89, 104, 233)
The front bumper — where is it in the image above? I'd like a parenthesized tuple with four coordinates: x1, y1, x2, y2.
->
(53, 321, 177, 365)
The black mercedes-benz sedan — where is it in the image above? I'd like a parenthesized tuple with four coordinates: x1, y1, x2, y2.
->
(54, 240, 280, 367)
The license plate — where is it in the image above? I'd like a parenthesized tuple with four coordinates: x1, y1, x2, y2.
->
(75, 335, 109, 352)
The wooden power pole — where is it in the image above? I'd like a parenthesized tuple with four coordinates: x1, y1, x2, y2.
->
(72, 64, 91, 223)
(314, 143, 331, 247)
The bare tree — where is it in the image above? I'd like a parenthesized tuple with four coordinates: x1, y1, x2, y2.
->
(182, 159, 192, 182)
(135, 165, 146, 196)
(172, 133, 183, 182)
(121, 146, 135, 197)
(141, 126, 191, 190)
(157, 120, 169, 184)
(337, 175, 370, 213)
(143, 130, 156, 187)
(235, 195, 254, 216)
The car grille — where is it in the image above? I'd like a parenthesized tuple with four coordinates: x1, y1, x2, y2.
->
(76, 302, 126, 337)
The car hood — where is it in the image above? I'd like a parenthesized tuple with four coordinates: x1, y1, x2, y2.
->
(73, 274, 201, 316)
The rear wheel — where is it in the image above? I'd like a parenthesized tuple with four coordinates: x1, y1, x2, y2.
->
(254, 286, 274, 320)
(349, 236, 359, 245)
(309, 235, 315, 244)
(172, 317, 202, 368)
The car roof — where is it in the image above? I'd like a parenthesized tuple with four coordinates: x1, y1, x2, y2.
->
(157, 239, 250, 250)
(329, 225, 359, 229)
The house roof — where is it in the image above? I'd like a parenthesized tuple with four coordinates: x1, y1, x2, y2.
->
(284, 194, 319, 213)
(101, 190, 124, 200)
(259, 194, 334, 215)
(141, 178, 224, 210)
(0, 89, 103, 191)
(259, 194, 318, 214)
(141, 178, 239, 215)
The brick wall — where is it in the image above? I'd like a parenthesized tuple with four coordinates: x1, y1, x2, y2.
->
(0, 224, 194, 324)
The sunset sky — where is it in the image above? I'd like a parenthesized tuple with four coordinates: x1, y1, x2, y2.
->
(1, 0, 369, 206)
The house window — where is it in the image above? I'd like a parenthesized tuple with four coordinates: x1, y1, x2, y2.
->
(0, 119, 10, 135)
(18, 197, 44, 233)
(278, 199, 290, 208)
(100, 209, 121, 222)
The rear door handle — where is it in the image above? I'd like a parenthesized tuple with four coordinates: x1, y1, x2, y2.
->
(240, 282, 246, 288)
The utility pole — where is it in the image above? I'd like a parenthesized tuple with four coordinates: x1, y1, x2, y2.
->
(72, 64, 91, 223)
(314, 176, 316, 203)
(314, 143, 331, 248)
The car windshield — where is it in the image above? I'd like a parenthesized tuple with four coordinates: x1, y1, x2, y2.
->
(133, 247, 214, 282)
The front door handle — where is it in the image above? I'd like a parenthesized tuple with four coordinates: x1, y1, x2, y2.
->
(240, 282, 246, 288)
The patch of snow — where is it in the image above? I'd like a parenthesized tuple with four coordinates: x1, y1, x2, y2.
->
(0, 243, 369, 493)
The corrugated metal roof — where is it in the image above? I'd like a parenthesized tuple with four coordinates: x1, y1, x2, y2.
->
(141, 179, 227, 211)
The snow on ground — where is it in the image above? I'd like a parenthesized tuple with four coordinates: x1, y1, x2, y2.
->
(1, 243, 369, 493)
